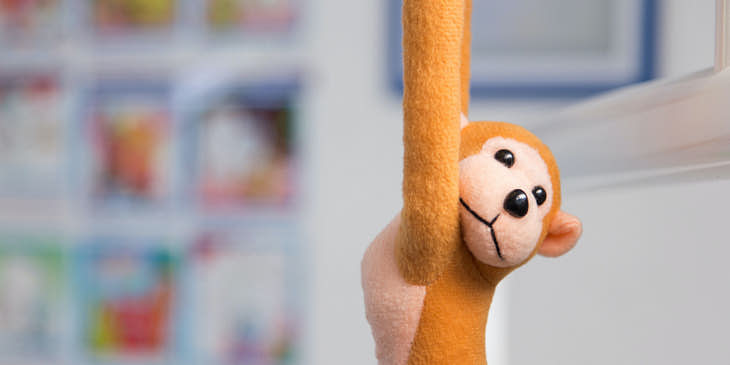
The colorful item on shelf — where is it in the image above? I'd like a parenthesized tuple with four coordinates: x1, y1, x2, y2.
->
(77, 240, 178, 358)
(0, 236, 65, 360)
(190, 229, 299, 364)
(187, 81, 296, 210)
(206, 0, 296, 33)
(0, 0, 62, 42)
(90, 0, 176, 34)
(86, 79, 172, 209)
(0, 71, 65, 195)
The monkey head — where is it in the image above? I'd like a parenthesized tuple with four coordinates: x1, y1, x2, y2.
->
(458, 121, 582, 270)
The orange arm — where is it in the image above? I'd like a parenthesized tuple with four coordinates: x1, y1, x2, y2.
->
(396, 0, 465, 285)
(461, 0, 472, 115)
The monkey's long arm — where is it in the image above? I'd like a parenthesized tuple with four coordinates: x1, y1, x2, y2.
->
(461, 0, 472, 115)
(396, 0, 466, 285)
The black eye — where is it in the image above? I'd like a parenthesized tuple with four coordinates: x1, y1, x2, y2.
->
(532, 186, 546, 206)
(494, 149, 514, 168)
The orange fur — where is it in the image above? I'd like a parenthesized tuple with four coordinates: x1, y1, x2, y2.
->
(366, 1, 580, 364)
(404, 123, 562, 365)
(461, 122, 563, 281)
(396, 0, 464, 285)
(461, 0, 472, 115)
(407, 245, 493, 365)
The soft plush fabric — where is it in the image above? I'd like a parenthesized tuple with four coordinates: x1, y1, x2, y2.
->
(362, 214, 426, 365)
(397, 0, 465, 286)
(458, 136, 555, 268)
(362, 0, 582, 364)
(403, 123, 567, 365)
(461, 0, 472, 115)
(459, 122, 562, 214)
(407, 244, 493, 365)
(538, 210, 583, 257)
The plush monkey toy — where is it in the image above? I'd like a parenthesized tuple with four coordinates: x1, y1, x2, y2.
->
(361, 1, 583, 364)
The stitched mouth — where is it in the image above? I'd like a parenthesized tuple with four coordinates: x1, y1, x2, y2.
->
(459, 197, 503, 260)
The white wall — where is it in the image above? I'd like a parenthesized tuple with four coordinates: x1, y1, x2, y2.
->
(302, 1, 719, 364)
(303, 1, 400, 364)
(659, 0, 715, 76)
(508, 179, 730, 365)
(506, 2, 725, 364)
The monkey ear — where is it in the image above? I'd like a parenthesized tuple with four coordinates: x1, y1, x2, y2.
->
(538, 211, 582, 257)
(460, 113, 469, 129)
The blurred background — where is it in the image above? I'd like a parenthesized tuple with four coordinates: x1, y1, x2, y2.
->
(0, 0, 727, 364)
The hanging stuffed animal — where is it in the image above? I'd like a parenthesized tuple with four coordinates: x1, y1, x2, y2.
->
(361, 1, 583, 364)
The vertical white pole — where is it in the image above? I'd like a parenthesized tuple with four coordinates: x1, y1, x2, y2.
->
(716, 0, 730, 71)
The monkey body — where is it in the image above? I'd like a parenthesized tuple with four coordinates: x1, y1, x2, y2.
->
(362, 214, 493, 365)
(362, 0, 582, 363)
(363, 122, 580, 365)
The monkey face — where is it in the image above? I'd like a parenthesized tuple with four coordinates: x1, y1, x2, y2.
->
(459, 137, 554, 267)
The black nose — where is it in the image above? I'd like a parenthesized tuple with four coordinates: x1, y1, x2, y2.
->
(504, 189, 529, 218)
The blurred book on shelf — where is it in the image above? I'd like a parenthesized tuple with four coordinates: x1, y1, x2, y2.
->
(83, 77, 173, 211)
(0, 235, 66, 363)
(0, 0, 63, 45)
(0, 0, 307, 363)
(0, 71, 67, 198)
(189, 228, 300, 365)
(206, 0, 297, 34)
(76, 239, 178, 362)
(181, 78, 299, 212)
(90, 0, 177, 34)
